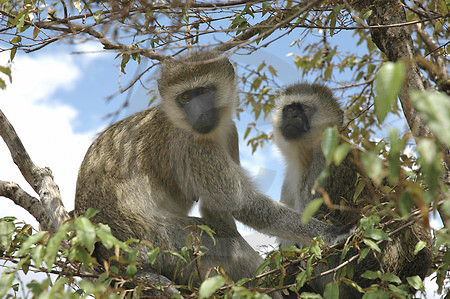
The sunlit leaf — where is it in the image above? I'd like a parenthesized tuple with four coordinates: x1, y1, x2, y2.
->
(18, 231, 47, 256)
(362, 289, 389, 299)
(361, 151, 383, 185)
(75, 217, 96, 253)
(417, 139, 443, 196)
(324, 281, 339, 299)
(410, 91, 450, 147)
(321, 127, 338, 165)
(333, 143, 351, 165)
(380, 273, 401, 284)
(361, 270, 380, 280)
(406, 275, 424, 290)
(302, 198, 324, 224)
(414, 240, 427, 255)
(198, 275, 225, 299)
(374, 61, 405, 123)
(388, 129, 404, 184)
(363, 238, 381, 252)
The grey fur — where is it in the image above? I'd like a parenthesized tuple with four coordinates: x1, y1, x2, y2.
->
(75, 54, 347, 294)
(272, 83, 432, 298)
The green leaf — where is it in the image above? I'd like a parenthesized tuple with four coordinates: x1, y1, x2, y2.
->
(166, 250, 187, 263)
(363, 238, 381, 253)
(197, 224, 216, 245)
(362, 289, 389, 299)
(357, 248, 370, 264)
(0, 66, 12, 83)
(398, 191, 414, 217)
(198, 275, 225, 299)
(374, 61, 405, 123)
(44, 222, 69, 268)
(73, 0, 82, 13)
(323, 281, 339, 299)
(417, 139, 443, 196)
(147, 247, 160, 265)
(414, 240, 427, 255)
(96, 223, 127, 250)
(380, 273, 401, 284)
(388, 129, 404, 184)
(84, 208, 99, 219)
(0, 273, 15, 298)
(361, 270, 380, 280)
(75, 217, 96, 253)
(321, 127, 338, 165)
(302, 198, 324, 224)
(353, 178, 366, 202)
(31, 245, 44, 268)
(295, 271, 308, 290)
(255, 255, 271, 275)
(10, 47, 17, 61)
(406, 275, 424, 290)
(333, 143, 351, 165)
(126, 263, 137, 277)
(299, 292, 322, 299)
(410, 91, 450, 147)
(18, 231, 47, 256)
(388, 284, 409, 296)
(364, 228, 389, 241)
(120, 54, 130, 74)
(10, 36, 22, 44)
(361, 151, 383, 185)
(0, 77, 6, 90)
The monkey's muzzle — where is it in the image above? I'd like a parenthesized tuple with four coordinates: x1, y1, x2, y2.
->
(281, 103, 311, 140)
(183, 92, 219, 134)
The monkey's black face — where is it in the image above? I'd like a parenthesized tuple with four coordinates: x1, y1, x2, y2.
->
(280, 103, 316, 140)
(176, 85, 219, 134)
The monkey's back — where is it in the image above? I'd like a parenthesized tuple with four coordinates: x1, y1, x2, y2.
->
(74, 106, 195, 240)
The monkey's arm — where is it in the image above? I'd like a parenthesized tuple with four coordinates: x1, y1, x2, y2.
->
(181, 145, 351, 245)
(200, 122, 240, 230)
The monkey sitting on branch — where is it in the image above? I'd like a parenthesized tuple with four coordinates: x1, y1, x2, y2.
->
(74, 52, 352, 294)
(272, 83, 432, 298)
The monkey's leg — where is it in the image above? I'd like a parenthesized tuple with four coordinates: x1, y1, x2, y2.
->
(144, 215, 263, 286)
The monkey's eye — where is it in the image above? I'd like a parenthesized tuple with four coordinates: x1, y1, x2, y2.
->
(179, 92, 193, 104)
(199, 87, 210, 94)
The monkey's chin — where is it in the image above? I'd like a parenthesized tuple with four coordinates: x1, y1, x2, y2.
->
(192, 124, 217, 134)
(281, 125, 305, 140)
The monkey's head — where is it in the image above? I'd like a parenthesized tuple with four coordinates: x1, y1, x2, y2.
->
(158, 51, 237, 136)
(272, 83, 343, 147)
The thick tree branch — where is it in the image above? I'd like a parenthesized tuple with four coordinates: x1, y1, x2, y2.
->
(0, 180, 51, 229)
(0, 109, 69, 232)
(364, 0, 430, 139)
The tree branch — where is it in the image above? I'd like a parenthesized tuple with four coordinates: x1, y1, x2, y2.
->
(0, 109, 70, 232)
(0, 180, 51, 228)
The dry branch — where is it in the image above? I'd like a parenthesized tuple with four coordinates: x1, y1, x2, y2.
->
(0, 180, 50, 227)
(0, 109, 70, 232)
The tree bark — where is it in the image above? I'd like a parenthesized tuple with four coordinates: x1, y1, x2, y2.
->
(0, 109, 70, 232)
(351, 0, 449, 226)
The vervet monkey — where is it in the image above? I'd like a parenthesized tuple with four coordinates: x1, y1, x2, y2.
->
(272, 83, 432, 297)
(74, 52, 350, 293)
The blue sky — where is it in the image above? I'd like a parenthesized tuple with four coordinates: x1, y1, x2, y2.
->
(0, 27, 443, 297)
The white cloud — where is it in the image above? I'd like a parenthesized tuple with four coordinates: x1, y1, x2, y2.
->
(0, 52, 97, 228)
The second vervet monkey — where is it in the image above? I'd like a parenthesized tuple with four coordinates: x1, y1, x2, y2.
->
(272, 83, 432, 297)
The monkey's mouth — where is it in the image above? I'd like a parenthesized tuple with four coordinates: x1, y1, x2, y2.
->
(281, 124, 307, 140)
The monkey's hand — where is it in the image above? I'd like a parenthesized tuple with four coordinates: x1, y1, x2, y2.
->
(323, 223, 356, 246)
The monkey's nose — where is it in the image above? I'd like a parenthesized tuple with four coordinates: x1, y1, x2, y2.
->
(192, 110, 218, 134)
